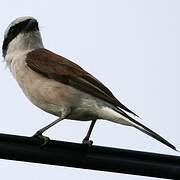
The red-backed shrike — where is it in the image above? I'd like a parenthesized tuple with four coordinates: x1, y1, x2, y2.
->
(2, 16, 177, 151)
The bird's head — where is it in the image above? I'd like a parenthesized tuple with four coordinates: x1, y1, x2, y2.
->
(2, 16, 44, 58)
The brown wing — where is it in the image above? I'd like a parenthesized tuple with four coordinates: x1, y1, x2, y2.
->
(26, 48, 138, 117)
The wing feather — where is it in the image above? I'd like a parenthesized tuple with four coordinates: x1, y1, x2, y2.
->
(26, 48, 138, 117)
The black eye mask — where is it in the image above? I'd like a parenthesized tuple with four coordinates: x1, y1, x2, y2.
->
(2, 19, 38, 57)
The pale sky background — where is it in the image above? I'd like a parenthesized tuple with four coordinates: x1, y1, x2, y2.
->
(0, 0, 179, 179)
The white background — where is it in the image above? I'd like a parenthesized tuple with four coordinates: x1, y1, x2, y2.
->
(0, 0, 179, 179)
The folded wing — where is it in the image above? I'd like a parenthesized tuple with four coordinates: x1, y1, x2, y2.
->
(26, 48, 138, 117)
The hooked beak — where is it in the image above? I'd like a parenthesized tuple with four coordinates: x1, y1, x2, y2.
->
(24, 19, 39, 32)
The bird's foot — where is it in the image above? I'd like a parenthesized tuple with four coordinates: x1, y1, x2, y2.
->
(82, 139, 93, 146)
(32, 131, 50, 146)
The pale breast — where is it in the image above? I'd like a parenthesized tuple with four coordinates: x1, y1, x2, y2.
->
(10, 52, 80, 116)
(9, 51, 107, 121)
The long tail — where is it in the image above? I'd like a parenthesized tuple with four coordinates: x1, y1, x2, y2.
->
(104, 107, 177, 151)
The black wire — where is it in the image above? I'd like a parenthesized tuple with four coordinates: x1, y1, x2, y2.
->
(0, 133, 179, 179)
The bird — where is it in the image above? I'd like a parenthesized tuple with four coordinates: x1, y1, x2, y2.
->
(2, 16, 177, 151)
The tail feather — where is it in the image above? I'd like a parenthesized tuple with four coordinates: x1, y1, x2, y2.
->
(116, 103, 140, 118)
(114, 108, 177, 151)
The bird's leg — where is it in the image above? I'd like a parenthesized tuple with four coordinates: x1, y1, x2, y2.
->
(32, 109, 70, 146)
(32, 117, 63, 146)
(82, 120, 96, 146)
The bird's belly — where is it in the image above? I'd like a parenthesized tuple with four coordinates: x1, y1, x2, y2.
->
(10, 56, 109, 121)
(10, 58, 103, 120)
(11, 59, 80, 116)
(68, 94, 104, 121)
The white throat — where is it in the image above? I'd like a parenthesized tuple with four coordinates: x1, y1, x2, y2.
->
(5, 31, 44, 66)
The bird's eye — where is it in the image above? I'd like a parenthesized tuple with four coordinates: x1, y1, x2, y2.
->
(10, 27, 16, 33)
